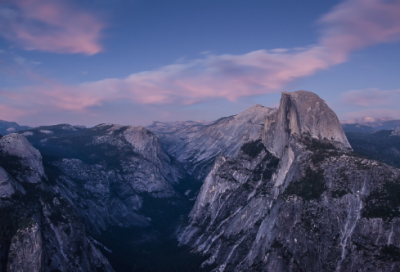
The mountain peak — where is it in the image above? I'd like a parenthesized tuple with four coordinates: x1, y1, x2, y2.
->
(263, 90, 351, 157)
(234, 104, 275, 124)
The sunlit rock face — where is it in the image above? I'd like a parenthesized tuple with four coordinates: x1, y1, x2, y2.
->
(180, 91, 400, 272)
(263, 90, 351, 158)
(149, 104, 277, 180)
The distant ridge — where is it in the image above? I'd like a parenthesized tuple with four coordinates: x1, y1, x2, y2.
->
(341, 116, 393, 125)
(0, 119, 31, 135)
(341, 117, 400, 132)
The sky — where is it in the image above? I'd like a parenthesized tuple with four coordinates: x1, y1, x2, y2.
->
(0, 0, 400, 127)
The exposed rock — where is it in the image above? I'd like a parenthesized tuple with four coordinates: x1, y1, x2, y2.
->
(55, 158, 148, 233)
(16, 124, 182, 234)
(4, 90, 400, 272)
(0, 133, 115, 272)
(180, 90, 400, 272)
(263, 91, 351, 158)
(0, 167, 25, 200)
(149, 104, 276, 180)
(7, 221, 42, 272)
(0, 134, 45, 183)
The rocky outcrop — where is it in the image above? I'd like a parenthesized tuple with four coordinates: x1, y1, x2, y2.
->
(149, 104, 276, 180)
(17, 124, 183, 235)
(0, 134, 114, 272)
(180, 91, 400, 272)
(0, 167, 25, 200)
(55, 158, 149, 233)
(0, 134, 46, 183)
(263, 91, 351, 158)
(6, 221, 42, 272)
(4, 90, 400, 272)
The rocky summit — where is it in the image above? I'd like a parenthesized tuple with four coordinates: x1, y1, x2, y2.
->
(1, 90, 400, 272)
(179, 91, 400, 272)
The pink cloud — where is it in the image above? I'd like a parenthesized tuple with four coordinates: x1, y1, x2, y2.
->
(1, 0, 400, 124)
(0, 47, 340, 112)
(320, 0, 400, 52)
(0, 0, 104, 55)
(342, 108, 400, 120)
(341, 88, 400, 107)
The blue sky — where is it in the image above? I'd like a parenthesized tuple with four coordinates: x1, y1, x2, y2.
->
(0, 0, 399, 126)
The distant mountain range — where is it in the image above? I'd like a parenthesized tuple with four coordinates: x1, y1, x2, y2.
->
(341, 116, 394, 124)
(0, 120, 31, 135)
(341, 117, 400, 132)
(1, 94, 400, 271)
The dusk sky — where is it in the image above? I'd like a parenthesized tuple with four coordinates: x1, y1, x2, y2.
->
(0, 0, 400, 127)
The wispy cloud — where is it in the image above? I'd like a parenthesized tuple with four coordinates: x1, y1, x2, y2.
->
(0, 0, 105, 55)
(319, 0, 400, 52)
(341, 88, 400, 107)
(342, 108, 400, 120)
(2, 0, 400, 124)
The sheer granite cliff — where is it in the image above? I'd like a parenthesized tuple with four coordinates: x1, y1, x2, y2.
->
(0, 134, 113, 272)
(19, 124, 183, 234)
(180, 91, 400, 272)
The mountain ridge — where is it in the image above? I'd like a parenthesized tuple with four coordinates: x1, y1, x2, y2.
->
(2, 91, 400, 271)
(180, 90, 400, 272)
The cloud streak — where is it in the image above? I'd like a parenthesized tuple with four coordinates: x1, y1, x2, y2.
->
(0, 0, 104, 55)
(341, 88, 400, 107)
(1, 0, 400, 124)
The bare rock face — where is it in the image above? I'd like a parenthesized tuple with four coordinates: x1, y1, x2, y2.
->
(15, 124, 183, 235)
(263, 91, 351, 158)
(0, 134, 45, 183)
(149, 104, 276, 180)
(0, 133, 115, 272)
(6, 221, 42, 272)
(180, 91, 400, 272)
(86, 124, 180, 194)
(0, 167, 25, 199)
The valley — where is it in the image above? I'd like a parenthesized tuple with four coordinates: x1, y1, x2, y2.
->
(1, 91, 400, 271)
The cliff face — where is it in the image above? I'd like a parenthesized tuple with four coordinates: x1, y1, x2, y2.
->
(180, 91, 400, 272)
(3, 90, 400, 272)
(0, 134, 46, 183)
(149, 105, 276, 180)
(18, 124, 184, 235)
(6, 222, 42, 272)
(0, 134, 114, 272)
(263, 91, 351, 158)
